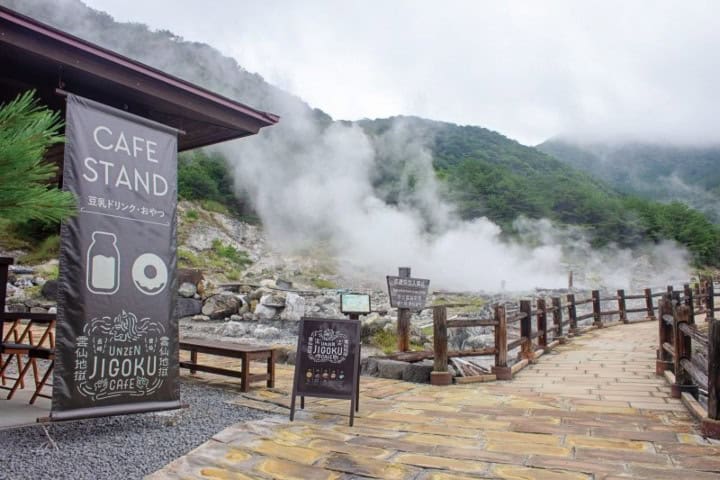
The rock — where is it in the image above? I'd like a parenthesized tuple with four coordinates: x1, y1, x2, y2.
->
(242, 312, 255, 322)
(229, 314, 244, 322)
(280, 293, 305, 321)
(286, 349, 297, 365)
(48, 307, 57, 314)
(248, 288, 272, 301)
(259, 279, 276, 288)
(175, 298, 202, 318)
(254, 298, 278, 320)
(6, 283, 18, 295)
(363, 357, 380, 375)
(219, 321, 247, 337)
(376, 359, 408, 380)
(275, 278, 293, 290)
(402, 361, 433, 383)
(32, 276, 46, 286)
(178, 282, 197, 298)
(260, 294, 286, 308)
(463, 334, 494, 350)
(252, 325, 280, 339)
(5, 304, 27, 313)
(30, 307, 47, 314)
(41, 280, 58, 300)
(238, 303, 250, 315)
(191, 314, 211, 322)
(361, 313, 390, 339)
(9, 265, 34, 274)
(202, 293, 240, 319)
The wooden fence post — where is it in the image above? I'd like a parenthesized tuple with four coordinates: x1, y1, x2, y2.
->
(537, 298, 548, 350)
(702, 317, 720, 437)
(552, 296, 564, 343)
(592, 290, 602, 328)
(708, 280, 715, 323)
(431, 305, 452, 385)
(567, 293, 577, 334)
(694, 282, 702, 312)
(0, 257, 12, 314)
(656, 295, 674, 375)
(684, 283, 694, 321)
(520, 300, 534, 360)
(645, 288, 655, 321)
(396, 267, 412, 352)
(492, 304, 511, 380)
(617, 289, 627, 324)
(671, 305, 697, 398)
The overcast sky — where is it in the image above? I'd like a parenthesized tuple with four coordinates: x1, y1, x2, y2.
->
(83, 0, 719, 146)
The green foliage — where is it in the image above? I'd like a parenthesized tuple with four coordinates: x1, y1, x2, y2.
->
(178, 150, 239, 210)
(311, 277, 337, 289)
(211, 239, 252, 268)
(185, 209, 199, 221)
(0, 90, 75, 225)
(178, 248, 202, 268)
(200, 199, 230, 215)
(370, 329, 425, 354)
(19, 234, 60, 265)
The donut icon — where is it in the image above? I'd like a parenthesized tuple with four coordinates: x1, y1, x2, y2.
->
(131, 253, 168, 296)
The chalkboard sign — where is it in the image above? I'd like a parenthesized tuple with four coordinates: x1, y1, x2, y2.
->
(290, 317, 361, 426)
(340, 293, 371, 315)
(387, 275, 430, 309)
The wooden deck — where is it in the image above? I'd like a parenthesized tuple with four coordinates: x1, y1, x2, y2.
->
(150, 321, 720, 480)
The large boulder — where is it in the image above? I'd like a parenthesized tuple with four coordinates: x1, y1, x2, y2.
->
(361, 313, 391, 339)
(260, 294, 286, 308)
(41, 280, 58, 300)
(402, 360, 433, 383)
(175, 298, 202, 318)
(280, 293, 305, 321)
(178, 282, 197, 298)
(201, 292, 240, 319)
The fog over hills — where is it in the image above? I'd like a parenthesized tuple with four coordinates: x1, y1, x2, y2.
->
(5, 0, 717, 290)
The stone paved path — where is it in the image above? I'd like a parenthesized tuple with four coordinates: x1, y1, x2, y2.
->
(148, 322, 720, 479)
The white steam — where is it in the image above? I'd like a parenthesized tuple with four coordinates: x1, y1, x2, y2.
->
(218, 97, 691, 292)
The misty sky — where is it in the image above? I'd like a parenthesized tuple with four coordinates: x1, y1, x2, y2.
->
(83, 0, 719, 146)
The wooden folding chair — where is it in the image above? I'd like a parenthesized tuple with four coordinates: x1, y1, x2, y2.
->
(0, 312, 56, 402)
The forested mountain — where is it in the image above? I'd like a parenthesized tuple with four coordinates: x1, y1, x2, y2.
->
(3, 0, 719, 267)
(538, 139, 720, 223)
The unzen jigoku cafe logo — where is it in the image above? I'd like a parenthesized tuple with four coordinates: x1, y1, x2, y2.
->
(307, 329, 350, 364)
(73, 310, 170, 400)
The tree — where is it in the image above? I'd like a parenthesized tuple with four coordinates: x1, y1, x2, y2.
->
(0, 90, 75, 225)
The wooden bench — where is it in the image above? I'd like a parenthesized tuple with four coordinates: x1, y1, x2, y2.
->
(179, 339, 276, 392)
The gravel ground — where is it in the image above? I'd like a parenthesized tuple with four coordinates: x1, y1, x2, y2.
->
(0, 379, 274, 480)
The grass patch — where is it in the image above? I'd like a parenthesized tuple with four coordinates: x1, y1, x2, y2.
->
(370, 329, 425, 354)
(432, 294, 486, 314)
(185, 209, 199, 222)
(312, 277, 337, 289)
(20, 235, 60, 264)
(178, 248, 202, 268)
(39, 264, 59, 280)
(211, 239, 252, 268)
(200, 199, 230, 215)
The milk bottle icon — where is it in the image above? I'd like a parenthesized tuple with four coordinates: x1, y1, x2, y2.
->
(86, 231, 120, 295)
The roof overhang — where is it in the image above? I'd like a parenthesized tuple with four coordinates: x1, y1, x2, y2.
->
(0, 5, 279, 154)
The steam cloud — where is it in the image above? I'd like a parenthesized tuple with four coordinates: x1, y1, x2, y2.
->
(218, 95, 691, 292)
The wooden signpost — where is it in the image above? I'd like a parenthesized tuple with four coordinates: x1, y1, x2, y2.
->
(290, 317, 361, 426)
(387, 267, 430, 351)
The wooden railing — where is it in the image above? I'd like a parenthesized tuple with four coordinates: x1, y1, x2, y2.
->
(430, 280, 719, 383)
(655, 285, 720, 438)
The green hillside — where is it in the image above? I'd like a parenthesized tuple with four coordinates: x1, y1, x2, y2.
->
(538, 139, 720, 223)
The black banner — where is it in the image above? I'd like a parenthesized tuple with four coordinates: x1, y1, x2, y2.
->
(52, 95, 180, 419)
(290, 317, 361, 425)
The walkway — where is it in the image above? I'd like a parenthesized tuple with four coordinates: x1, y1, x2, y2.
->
(148, 322, 720, 480)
